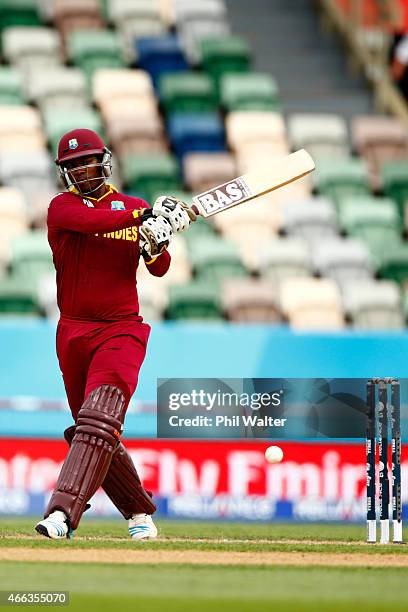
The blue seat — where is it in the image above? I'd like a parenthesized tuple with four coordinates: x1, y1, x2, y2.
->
(136, 36, 188, 88)
(167, 112, 226, 159)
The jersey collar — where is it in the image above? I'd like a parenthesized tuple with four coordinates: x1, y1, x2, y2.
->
(69, 184, 118, 202)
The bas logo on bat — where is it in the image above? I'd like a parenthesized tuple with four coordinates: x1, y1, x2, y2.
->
(195, 177, 252, 214)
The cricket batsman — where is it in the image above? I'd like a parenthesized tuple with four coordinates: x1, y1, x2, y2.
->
(35, 128, 195, 540)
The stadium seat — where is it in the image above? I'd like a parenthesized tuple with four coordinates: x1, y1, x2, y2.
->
(209, 202, 277, 270)
(314, 158, 370, 207)
(99, 96, 159, 124)
(200, 36, 251, 87)
(0, 106, 45, 151)
(342, 279, 404, 329)
(107, 114, 167, 158)
(27, 67, 88, 113)
(176, 0, 230, 64)
(338, 197, 402, 254)
(2, 27, 62, 73)
(0, 68, 24, 105)
(136, 36, 188, 88)
(221, 278, 281, 322)
(189, 237, 247, 284)
(121, 153, 181, 202)
(67, 30, 125, 81)
(43, 108, 104, 153)
(0, 0, 41, 34)
(280, 277, 345, 330)
(0, 151, 55, 222)
(377, 244, 408, 286)
(220, 73, 280, 112)
(183, 152, 236, 193)
(10, 231, 54, 286)
(0, 275, 40, 315)
(352, 115, 408, 190)
(159, 72, 217, 114)
(281, 197, 338, 243)
(381, 161, 408, 222)
(167, 113, 226, 158)
(109, 0, 166, 62)
(259, 238, 312, 282)
(52, 0, 104, 47)
(166, 281, 222, 320)
(92, 68, 154, 106)
(225, 111, 286, 153)
(288, 113, 349, 159)
(312, 238, 373, 287)
(0, 187, 28, 249)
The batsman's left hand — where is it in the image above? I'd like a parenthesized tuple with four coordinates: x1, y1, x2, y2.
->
(152, 196, 196, 233)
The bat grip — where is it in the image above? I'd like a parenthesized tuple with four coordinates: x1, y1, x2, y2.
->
(191, 204, 200, 216)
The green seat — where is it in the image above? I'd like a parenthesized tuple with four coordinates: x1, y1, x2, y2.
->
(0, 0, 41, 33)
(0, 274, 40, 314)
(43, 108, 104, 153)
(67, 30, 125, 81)
(339, 197, 402, 255)
(377, 243, 408, 285)
(11, 231, 54, 287)
(0, 68, 24, 104)
(200, 36, 251, 88)
(381, 161, 408, 221)
(122, 154, 182, 203)
(220, 73, 280, 111)
(167, 281, 222, 320)
(158, 72, 217, 114)
(189, 237, 247, 284)
(315, 158, 370, 208)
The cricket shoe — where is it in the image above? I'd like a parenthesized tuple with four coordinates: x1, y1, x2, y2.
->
(128, 513, 158, 540)
(35, 510, 72, 540)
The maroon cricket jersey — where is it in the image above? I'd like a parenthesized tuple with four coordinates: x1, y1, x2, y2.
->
(47, 185, 171, 321)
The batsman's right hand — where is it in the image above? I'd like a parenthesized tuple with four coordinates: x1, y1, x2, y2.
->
(152, 196, 197, 233)
(139, 211, 173, 259)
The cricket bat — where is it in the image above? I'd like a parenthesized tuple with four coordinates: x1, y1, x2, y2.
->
(191, 149, 315, 218)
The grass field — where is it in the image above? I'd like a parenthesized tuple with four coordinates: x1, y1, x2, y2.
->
(1, 517, 408, 611)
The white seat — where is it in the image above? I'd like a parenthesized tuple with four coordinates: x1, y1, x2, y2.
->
(342, 279, 404, 329)
(100, 96, 159, 122)
(26, 67, 88, 112)
(311, 238, 373, 288)
(288, 113, 349, 159)
(183, 152, 236, 193)
(0, 106, 45, 152)
(2, 27, 62, 73)
(280, 277, 345, 330)
(226, 111, 287, 151)
(93, 69, 154, 105)
(260, 238, 312, 282)
(282, 197, 338, 242)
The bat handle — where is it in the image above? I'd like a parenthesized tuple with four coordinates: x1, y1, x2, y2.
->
(191, 204, 201, 217)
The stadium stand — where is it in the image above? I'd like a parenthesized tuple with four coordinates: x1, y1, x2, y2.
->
(0, 0, 407, 331)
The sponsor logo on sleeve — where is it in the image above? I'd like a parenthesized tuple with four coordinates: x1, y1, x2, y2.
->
(111, 200, 126, 211)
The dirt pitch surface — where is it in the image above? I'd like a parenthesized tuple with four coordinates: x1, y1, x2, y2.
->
(2, 546, 408, 567)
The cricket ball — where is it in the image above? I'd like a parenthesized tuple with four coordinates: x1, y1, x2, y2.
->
(264, 445, 284, 464)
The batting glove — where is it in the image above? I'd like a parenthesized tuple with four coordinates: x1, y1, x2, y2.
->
(139, 212, 173, 259)
(152, 196, 196, 233)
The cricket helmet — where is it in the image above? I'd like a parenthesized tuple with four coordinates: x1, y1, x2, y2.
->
(55, 128, 112, 194)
